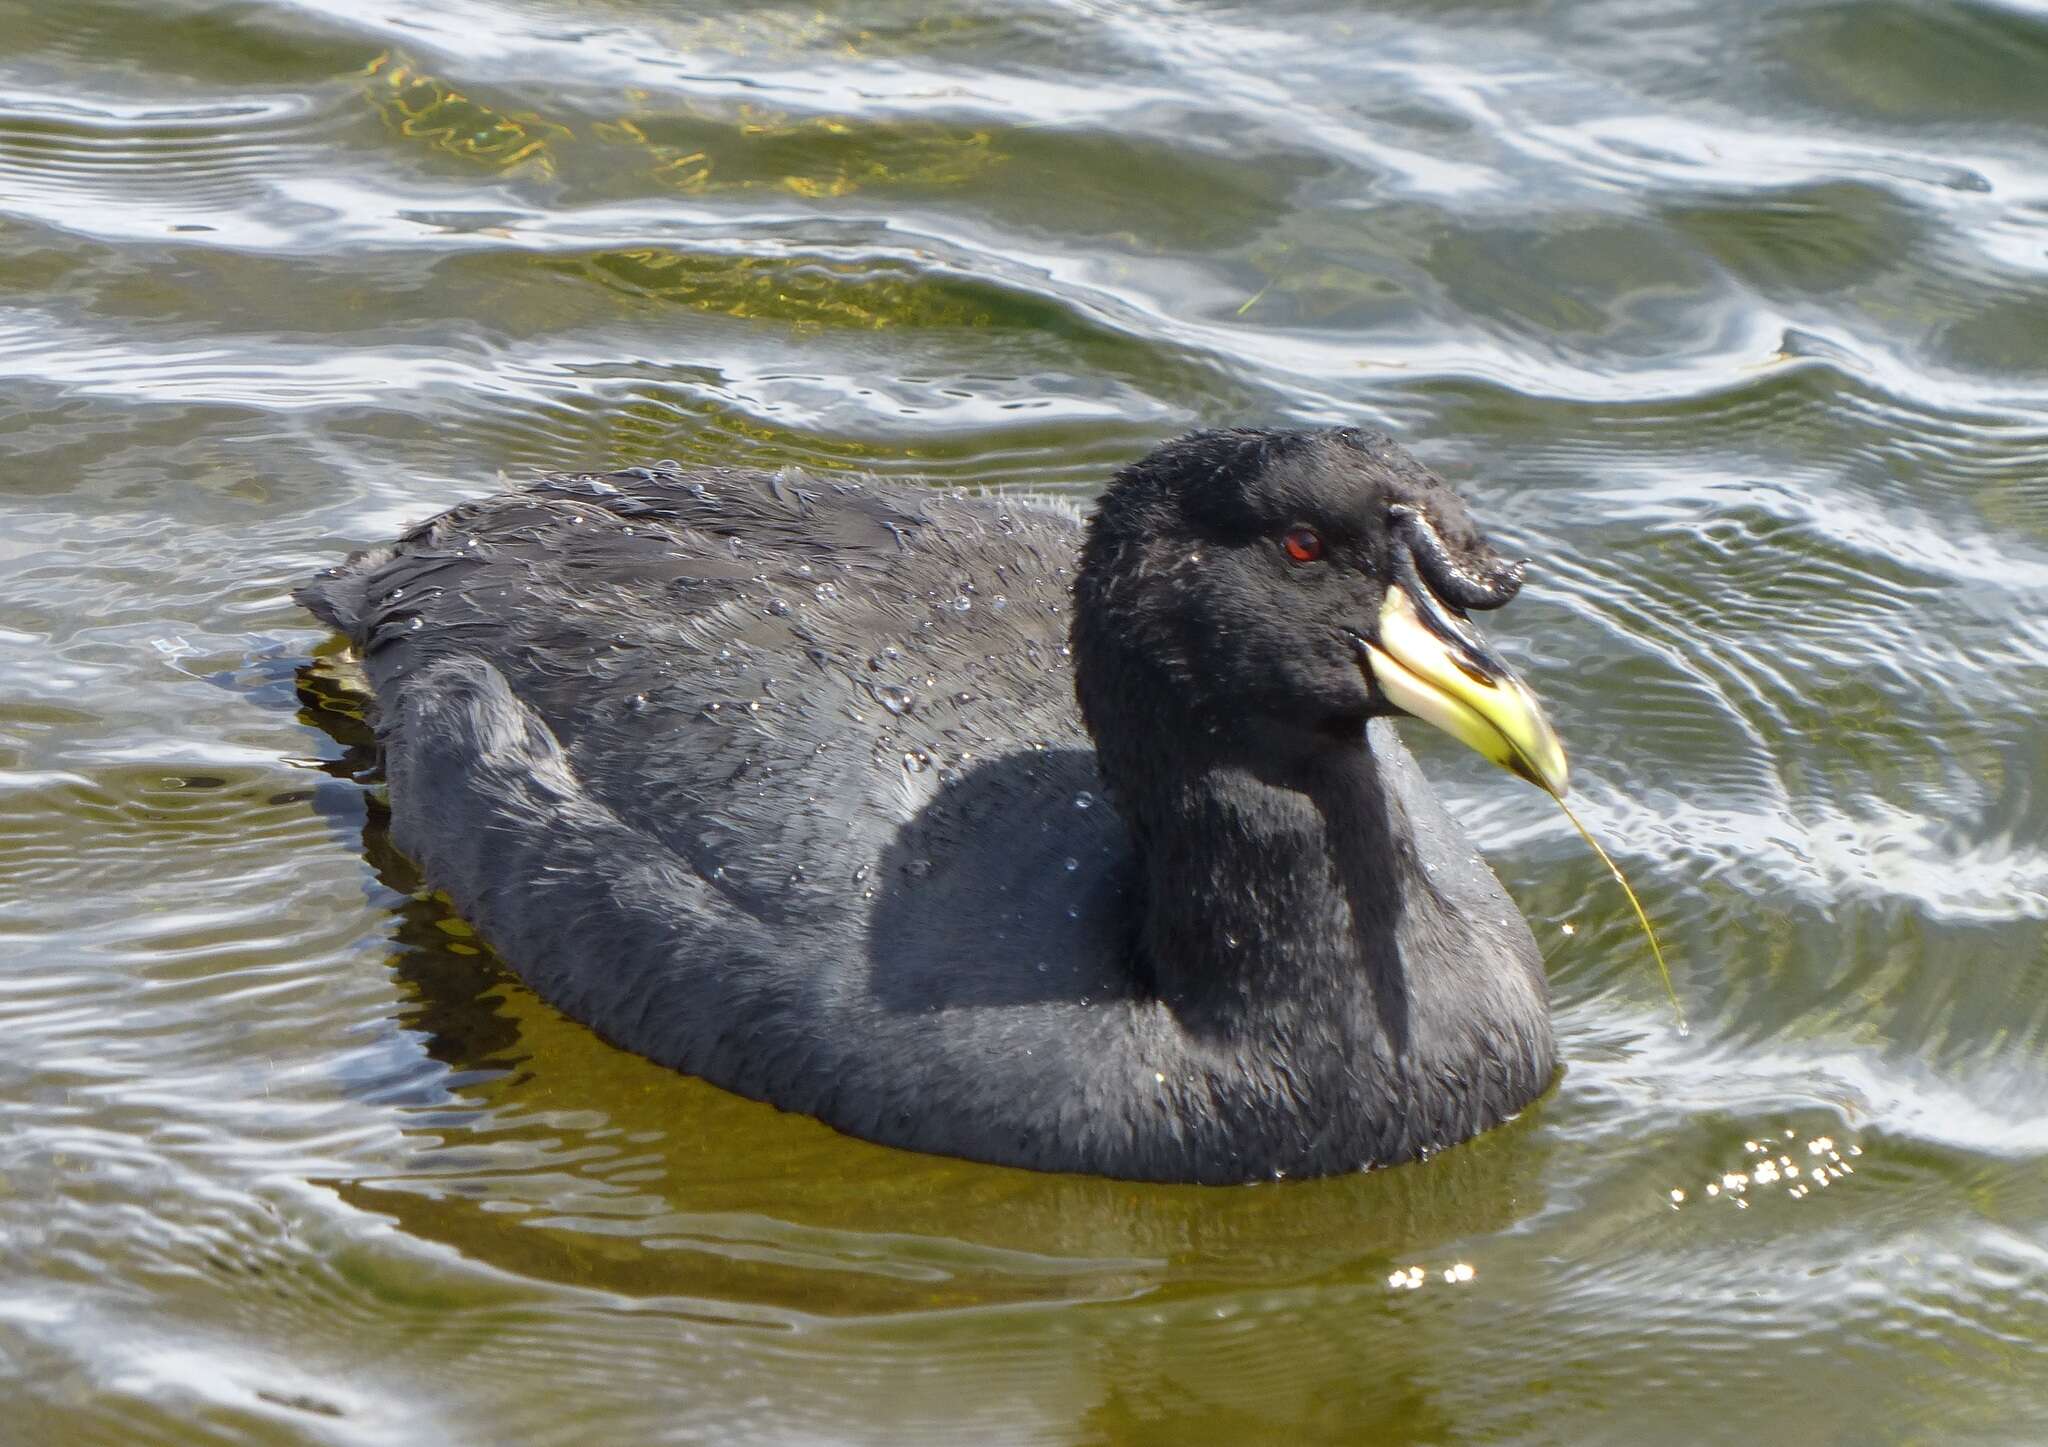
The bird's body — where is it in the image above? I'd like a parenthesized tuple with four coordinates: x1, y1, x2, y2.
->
(300, 432, 1559, 1182)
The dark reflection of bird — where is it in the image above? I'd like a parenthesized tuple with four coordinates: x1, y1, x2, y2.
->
(297, 427, 1569, 1184)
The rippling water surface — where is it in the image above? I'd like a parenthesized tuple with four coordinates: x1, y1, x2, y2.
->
(4, 0, 2048, 1441)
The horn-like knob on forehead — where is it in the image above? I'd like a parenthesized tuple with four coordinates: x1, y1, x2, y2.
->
(1389, 504, 1524, 611)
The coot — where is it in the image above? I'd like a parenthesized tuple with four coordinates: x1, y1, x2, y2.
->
(298, 427, 1569, 1183)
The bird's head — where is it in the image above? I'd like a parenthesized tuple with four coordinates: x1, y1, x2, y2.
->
(1072, 426, 1566, 794)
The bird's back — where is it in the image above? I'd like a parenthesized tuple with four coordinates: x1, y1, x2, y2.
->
(298, 464, 1160, 1159)
(302, 464, 1100, 906)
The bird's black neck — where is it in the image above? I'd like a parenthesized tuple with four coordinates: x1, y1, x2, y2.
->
(1128, 743, 1412, 1047)
(1101, 725, 1555, 1174)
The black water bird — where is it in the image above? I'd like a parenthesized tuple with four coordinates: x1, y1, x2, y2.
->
(297, 427, 1569, 1183)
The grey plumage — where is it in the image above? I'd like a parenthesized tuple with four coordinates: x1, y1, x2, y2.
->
(298, 432, 1555, 1183)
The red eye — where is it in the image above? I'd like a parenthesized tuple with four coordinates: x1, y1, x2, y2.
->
(1282, 527, 1324, 563)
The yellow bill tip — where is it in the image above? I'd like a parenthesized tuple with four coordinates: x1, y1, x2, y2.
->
(1369, 587, 1569, 796)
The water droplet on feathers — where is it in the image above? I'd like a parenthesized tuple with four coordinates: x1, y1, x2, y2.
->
(875, 684, 916, 716)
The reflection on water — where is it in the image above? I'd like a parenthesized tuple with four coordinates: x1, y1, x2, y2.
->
(3, 0, 2047, 1441)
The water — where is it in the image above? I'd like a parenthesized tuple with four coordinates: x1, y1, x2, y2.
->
(4, 0, 2047, 1440)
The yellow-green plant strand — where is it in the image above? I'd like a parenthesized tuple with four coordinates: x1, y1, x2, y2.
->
(1548, 788, 1686, 1034)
